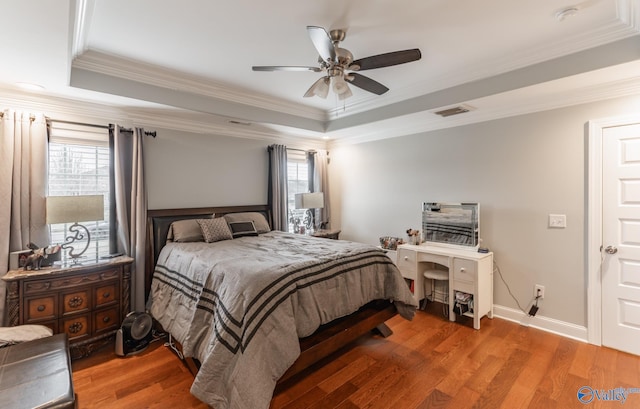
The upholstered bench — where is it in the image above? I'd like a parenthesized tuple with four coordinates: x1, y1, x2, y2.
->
(0, 333, 76, 408)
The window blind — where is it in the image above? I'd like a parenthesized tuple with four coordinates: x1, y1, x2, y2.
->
(48, 121, 111, 261)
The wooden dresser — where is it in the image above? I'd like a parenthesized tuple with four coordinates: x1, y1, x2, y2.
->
(2, 256, 133, 359)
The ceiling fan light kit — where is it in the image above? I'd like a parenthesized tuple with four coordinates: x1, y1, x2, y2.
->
(253, 26, 422, 100)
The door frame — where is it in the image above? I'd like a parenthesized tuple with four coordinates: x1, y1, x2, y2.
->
(587, 114, 640, 345)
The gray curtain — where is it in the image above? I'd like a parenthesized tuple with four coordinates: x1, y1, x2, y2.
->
(310, 150, 330, 228)
(268, 144, 288, 231)
(0, 110, 49, 325)
(111, 125, 147, 312)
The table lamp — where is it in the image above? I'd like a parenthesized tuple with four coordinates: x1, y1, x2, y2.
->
(294, 192, 324, 233)
(46, 195, 104, 264)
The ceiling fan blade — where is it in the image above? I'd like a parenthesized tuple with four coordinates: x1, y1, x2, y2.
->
(346, 73, 389, 95)
(350, 49, 421, 71)
(307, 26, 336, 63)
(252, 66, 322, 72)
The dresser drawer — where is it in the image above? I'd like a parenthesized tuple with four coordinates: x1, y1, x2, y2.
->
(25, 295, 56, 322)
(95, 282, 119, 307)
(94, 307, 120, 334)
(23, 267, 121, 295)
(61, 313, 91, 341)
(453, 258, 476, 282)
(61, 288, 90, 315)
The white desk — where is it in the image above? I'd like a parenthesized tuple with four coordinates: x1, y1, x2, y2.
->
(396, 243, 493, 329)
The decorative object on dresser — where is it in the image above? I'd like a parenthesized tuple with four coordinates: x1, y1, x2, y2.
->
(2, 256, 133, 359)
(294, 192, 324, 233)
(46, 195, 105, 264)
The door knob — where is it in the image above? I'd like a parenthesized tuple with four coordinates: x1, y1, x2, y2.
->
(604, 245, 618, 254)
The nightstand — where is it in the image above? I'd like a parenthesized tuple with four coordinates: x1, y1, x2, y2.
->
(311, 229, 341, 240)
(2, 256, 133, 359)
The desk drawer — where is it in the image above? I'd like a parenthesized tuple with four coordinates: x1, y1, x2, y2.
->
(453, 258, 476, 282)
(416, 252, 450, 268)
(398, 249, 416, 269)
(453, 280, 474, 294)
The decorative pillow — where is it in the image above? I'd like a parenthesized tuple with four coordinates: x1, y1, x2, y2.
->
(223, 212, 270, 234)
(167, 218, 209, 242)
(197, 218, 233, 243)
(228, 221, 259, 238)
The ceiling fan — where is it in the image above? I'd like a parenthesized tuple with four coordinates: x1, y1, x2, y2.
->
(252, 26, 421, 100)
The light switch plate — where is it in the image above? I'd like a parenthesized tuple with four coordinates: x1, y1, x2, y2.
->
(549, 214, 567, 228)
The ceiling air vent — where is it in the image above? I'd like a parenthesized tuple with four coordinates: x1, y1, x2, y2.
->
(433, 104, 475, 117)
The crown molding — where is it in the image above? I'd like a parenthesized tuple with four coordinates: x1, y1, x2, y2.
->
(72, 50, 328, 122)
(0, 85, 328, 149)
(71, 0, 95, 59)
(328, 76, 640, 147)
(329, 3, 640, 120)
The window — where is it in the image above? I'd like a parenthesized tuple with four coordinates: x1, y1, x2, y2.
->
(48, 122, 110, 262)
(287, 150, 309, 233)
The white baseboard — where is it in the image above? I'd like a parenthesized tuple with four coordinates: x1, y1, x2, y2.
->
(492, 304, 589, 343)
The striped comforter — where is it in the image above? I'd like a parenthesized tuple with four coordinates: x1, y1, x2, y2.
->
(147, 231, 417, 409)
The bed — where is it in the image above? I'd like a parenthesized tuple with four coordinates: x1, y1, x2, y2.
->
(144, 205, 417, 409)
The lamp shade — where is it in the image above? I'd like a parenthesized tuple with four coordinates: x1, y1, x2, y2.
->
(295, 192, 324, 209)
(46, 195, 104, 224)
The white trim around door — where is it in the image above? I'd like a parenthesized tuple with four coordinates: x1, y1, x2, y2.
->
(587, 114, 640, 346)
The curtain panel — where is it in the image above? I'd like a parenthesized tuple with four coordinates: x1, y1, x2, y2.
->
(310, 150, 330, 229)
(0, 110, 49, 325)
(268, 144, 288, 231)
(110, 125, 147, 312)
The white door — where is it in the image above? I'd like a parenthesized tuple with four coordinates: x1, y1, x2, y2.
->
(602, 123, 640, 356)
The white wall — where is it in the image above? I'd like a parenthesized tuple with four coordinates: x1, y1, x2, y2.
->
(329, 94, 640, 327)
(145, 129, 270, 209)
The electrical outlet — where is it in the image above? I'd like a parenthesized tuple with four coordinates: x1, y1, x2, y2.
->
(535, 284, 545, 299)
(548, 214, 567, 228)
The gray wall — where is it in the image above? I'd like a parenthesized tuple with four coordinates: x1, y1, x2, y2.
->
(145, 129, 269, 209)
(328, 94, 640, 327)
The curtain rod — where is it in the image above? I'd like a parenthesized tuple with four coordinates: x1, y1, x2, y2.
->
(1, 113, 156, 137)
(0, 112, 110, 129)
(109, 124, 157, 138)
(287, 148, 316, 153)
(50, 118, 109, 129)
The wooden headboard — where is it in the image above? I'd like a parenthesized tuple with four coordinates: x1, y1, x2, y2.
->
(144, 205, 272, 298)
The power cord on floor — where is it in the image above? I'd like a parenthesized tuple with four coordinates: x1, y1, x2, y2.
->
(493, 259, 530, 315)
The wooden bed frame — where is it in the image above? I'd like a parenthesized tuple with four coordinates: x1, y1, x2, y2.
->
(144, 205, 398, 383)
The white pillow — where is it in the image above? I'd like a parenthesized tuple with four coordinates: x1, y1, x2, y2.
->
(0, 325, 53, 347)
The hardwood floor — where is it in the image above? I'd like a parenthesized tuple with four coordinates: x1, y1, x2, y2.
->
(72, 306, 640, 408)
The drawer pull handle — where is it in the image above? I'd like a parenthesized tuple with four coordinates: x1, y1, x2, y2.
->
(102, 292, 110, 299)
(404, 256, 409, 261)
(37, 305, 45, 312)
(69, 322, 83, 334)
(103, 316, 111, 323)
(460, 268, 466, 273)
(68, 296, 84, 308)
